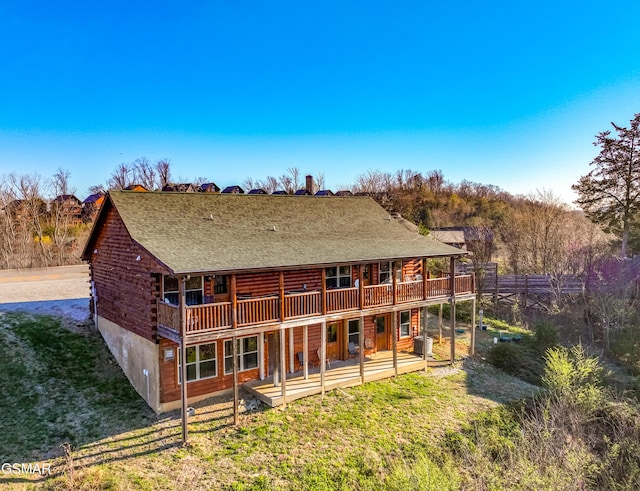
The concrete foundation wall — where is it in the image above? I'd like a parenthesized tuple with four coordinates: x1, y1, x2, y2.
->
(96, 315, 161, 412)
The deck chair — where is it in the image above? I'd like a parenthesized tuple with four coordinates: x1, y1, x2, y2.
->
(348, 341, 360, 357)
(316, 348, 330, 368)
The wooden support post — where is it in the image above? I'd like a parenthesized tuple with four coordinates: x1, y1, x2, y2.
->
(288, 327, 294, 374)
(321, 269, 327, 315)
(359, 314, 365, 384)
(280, 326, 287, 408)
(450, 257, 456, 365)
(494, 269, 499, 311)
(258, 331, 265, 380)
(438, 303, 443, 343)
(359, 264, 365, 309)
(392, 310, 398, 376)
(230, 274, 238, 329)
(273, 332, 280, 387)
(422, 258, 428, 300)
(279, 271, 286, 322)
(422, 306, 428, 370)
(524, 274, 529, 309)
(320, 321, 327, 395)
(303, 324, 309, 380)
(179, 276, 189, 446)
(233, 334, 239, 426)
(470, 298, 477, 356)
(392, 261, 398, 305)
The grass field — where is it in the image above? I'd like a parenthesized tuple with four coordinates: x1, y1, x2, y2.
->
(0, 311, 538, 490)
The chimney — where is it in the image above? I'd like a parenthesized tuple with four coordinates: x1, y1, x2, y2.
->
(305, 175, 314, 194)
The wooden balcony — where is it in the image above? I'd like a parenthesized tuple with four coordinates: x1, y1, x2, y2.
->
(157, 274, 475, 336)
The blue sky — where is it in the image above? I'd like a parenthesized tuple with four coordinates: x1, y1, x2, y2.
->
(1, 1, 639, 203)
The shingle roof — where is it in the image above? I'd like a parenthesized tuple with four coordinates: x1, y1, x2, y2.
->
(89, 191, 465, 274)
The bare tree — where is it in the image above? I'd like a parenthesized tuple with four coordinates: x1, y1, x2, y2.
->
(133, 157, 157, 190)
(156, 159, 172, 189)
(50, 168, 77, 265)
(107, 163, 133, 190)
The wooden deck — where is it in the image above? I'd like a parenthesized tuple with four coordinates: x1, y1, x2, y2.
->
(243, 350, 427, 407)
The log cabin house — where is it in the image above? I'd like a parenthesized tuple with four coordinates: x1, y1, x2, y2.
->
(82, 190, 475, 426)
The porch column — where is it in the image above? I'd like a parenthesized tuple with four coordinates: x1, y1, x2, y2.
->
(289, 328, 294, 374)
(359, 265, 365, 309)
(470, 298, 477, 356)
(422, 306, 428, 370)
(303, 324, 309, 380)
(233, 334, 239, 425)
(438, 303, 443, 343)
(179, 276, 189, 446)
(422, 258, 428, 300)
(321, 269, 327, 315)
(230, 274, 238, 329)
(450, 257, 457, 365)
(279, 271, 285, 322)
(359, 314, 365, 384)
(392, 310, 398, 377)
(392, 261, 398, 305)
(320, 321, 327, 395)
(280, 326, 287, 408)
(258, 331, 265, 380)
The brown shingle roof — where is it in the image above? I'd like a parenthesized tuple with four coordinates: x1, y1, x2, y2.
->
(87, 191, 465, 274)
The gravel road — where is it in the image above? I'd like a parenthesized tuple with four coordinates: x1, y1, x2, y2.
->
(0, 265, 91, 322)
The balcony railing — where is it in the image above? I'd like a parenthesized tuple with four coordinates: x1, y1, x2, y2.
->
(157, 274, 474, 334)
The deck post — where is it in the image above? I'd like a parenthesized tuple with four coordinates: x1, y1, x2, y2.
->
(359, 265, 365, 309)
(233, 334, 239, 425)
(422, 258, 428, 300)
(392, 310, 398, 376)
(303, 324, 309, 380)
(288, 328, 294, 374)
(392, 261, 398, 305)
(320, 321, 327, 395)
(279, 271, 285, 322)
(258, 331, 265, 380)
(438, 303, 443, 343)
(359, 314, 365, 384)
(280, 326, 287, 408)
(450, 257, 456, 365)
(230, 274, 238, 329)
(422, 306, 428, 370)
(179, 276, 189, 446)
(470, 297, 476, 356)
(321, 269, 327, 315)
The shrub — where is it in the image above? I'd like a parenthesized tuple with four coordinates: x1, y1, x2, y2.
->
(542, 345, 604, 410)
(486, 342, 522, 375)
(533, 321, 559, 352)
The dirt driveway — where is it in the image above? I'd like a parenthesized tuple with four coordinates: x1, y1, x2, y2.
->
(0, 265, 91, 322)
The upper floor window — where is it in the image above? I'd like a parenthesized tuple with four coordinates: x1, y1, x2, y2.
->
(379, 262, 402, 284)
(326, 265, 352, 289)
(163, 275, 203, 306)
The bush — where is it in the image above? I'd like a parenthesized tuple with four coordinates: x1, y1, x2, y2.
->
(542, 345, 604, 410)
(533, 321, 559, 352)
(486, 343, 522, 375)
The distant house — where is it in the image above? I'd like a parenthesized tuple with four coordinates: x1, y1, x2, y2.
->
(124, 184, 149, 192)
(82, 193, 105, 223)
(335, 190, 354, 197)
(200, 183, 221, 193)
(247, 188, 267, 195)
(82, 191, 474, 419)
(221, 185, 244, 194)
(162, 183, 198, 193)
(52, 194, 83, 225)
(430, 227, 494, 258)
(315, 190, 335, 196)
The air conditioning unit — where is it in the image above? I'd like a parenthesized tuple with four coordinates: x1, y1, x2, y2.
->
(413, 336, 433, 356)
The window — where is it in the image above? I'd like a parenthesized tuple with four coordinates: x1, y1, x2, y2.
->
(379, 262, 402, 284)
(327, 323, 338, 343)
(224, 336, 259, 374)
(399, 311, 411, 338)
(178, 342, 217, 383)
(163, 275, 203, 306)
(326, 265, 352, 288)
(348, 319, 360, 347)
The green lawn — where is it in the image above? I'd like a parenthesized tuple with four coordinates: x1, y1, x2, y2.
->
(0, 312, 537, 490)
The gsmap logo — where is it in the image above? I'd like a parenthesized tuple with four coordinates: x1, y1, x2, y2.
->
(1, 462, 51, 475)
